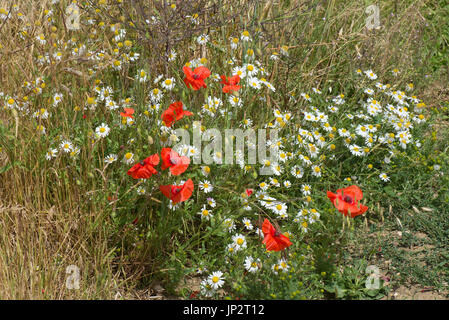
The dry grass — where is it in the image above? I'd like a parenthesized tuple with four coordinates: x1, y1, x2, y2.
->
(0, 201, 127, 299)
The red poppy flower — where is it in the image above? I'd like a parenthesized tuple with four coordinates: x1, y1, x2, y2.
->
(127, 154, 160, 179)
(161, 101, 193, 127)
(327, 185, 368, 218)
(183, 66, 210, 90)
(245, 188, 253, 197)
(161, 107, 176, 127)
(262, 219, 292, 252)
(120, 108, 135, 118)
(170, 101, 193, 121)
(160, 179, 194, 204)
(220, 74, 241, 93)
(161, 147, 190, 176)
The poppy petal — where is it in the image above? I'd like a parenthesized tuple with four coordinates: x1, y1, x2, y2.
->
(160, 185, 173, 199)
(343, 185, 363, 202)
(262, 219, 274, 236)
(146, 154, 160, 166)
(180, 179, 194, 202)
(194, 66, 211, 79)
(182, 66, 194, 77)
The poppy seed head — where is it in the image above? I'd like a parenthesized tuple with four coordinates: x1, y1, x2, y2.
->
(343, 195, 354, 204)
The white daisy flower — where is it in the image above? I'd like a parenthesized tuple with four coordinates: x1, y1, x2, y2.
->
(161, 77, 175, 90)
(167, 49, 177, 61)
(197, 34, 209, 45)
(364, 69, 378, 80)
(226, 243, 237, 255)
(104, 154, 118, 164)
(136, 186, 146, 195)
(311, 165, 322, 177)
(60, 140, 73, 153)
(199, 180, 213, 193)
(301, 93, 312, 102)
(95, 123, 110, 138)
(244, 256, 261, 273)
(200, 279, 215, 297)
(45, 148, 58, 160)
(242, 218, 253, 230)
(232, 234, 247, 250)
(123, 152, 134, 164)
(270, 202, 288, 216)
(259, 181, 269, 191)
(302, 184, 312, 196)
(208, 271, 224, 290)
(364, 88, 375, 95)
(247, 77, 261, 90)
(223, 218, 236, 233)
(229, 36, 239, 49)
(136, 69, 148, 83)
(349, 144, 364, 157)
(198, 205, 213, 221)
(291, 165, 304, 179)
(232, 66, 246, 79)
(277, 258, 289, 273)
(228, 95, 242, 107)
(269, 177, 280, 187)
(379, 173, 390, 182)
(240, 30, 251, 42)
(53, 93, 63, 106)
(206, 197, 216, 208)
(244, 63, 258, 77)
